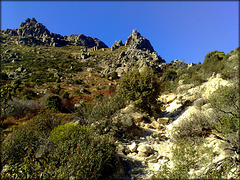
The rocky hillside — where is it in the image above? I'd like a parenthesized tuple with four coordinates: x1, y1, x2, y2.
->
(1, 18, 169, 79)
(0, 18, 239, 180)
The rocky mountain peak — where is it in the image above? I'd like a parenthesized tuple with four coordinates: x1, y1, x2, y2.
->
(1, 17, 108, 48)
(18, 17, 50, 37)
(125, 29, 154, 53)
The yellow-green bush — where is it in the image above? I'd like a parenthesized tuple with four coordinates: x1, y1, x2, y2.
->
(50, 123, 89, 144)
(48, 123, 116, 179)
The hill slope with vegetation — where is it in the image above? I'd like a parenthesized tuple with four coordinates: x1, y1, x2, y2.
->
(1, 18, 239, 179)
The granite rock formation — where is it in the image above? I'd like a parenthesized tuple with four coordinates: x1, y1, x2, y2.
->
(1, 18, 108, 48)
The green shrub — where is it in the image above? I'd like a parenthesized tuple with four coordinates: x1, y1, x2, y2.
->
(48, 123, 116, 179)
(74, 79, 83, 85)
(74, 93, 142, 140)
(234, 46, 240, 53)
(76, 93, 125, 124)
(2, 110, 63, 164)
(162, 70, 177, 81)
(157, 139, 214, 179)
(117, 67, 161, 115)
(209, 84, 239, 133)
(202, 50, 225, 76)
(111, 71, 119, 80)
(45, 94, 62, 110)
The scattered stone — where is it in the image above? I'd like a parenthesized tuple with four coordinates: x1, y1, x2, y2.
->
(145, 154, 157, 161)
(150, 120, 162, 130)
(117, 144, 125, 153)
(157, 117, 169, 124)
(130, 112, 145, 122)
(148, 159, 158, 163)
(132, 152, 137, 156)
(125, 149, 131, 154)
(152, 163, 161, 171)
(129, 142, 138, 153)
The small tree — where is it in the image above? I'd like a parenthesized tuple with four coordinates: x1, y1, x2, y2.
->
(117, 67, 161, 115)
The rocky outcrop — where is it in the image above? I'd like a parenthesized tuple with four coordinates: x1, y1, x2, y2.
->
(2, 18, 108, 48)
(111, 40, 124, 51)
(170, 59, 187, 70)
(100, 29, 166, 77)
(66, 34, 108, 48)
(125, 29, 154, 53)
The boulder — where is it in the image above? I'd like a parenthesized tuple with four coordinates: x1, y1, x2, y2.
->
(137, 145, 152, 157)
(128, 142, 138, 153)
(157, 117, 170, 124)
(193, 98, 206, 108)
(121, 104, 135, 114)
(177, 84, 195, 93)
(130, 112, 145, 122)
(171, 59, 187, 70)
(201, 103, 212, 111)
(117, 144, 125, 153)
(158, 93, 177, 104)
(150, 120, 162, 130)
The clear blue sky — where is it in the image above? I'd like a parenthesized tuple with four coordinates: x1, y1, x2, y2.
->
(1, 1, 239, 64)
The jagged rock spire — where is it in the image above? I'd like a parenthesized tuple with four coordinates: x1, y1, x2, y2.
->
(125, 29, 155, 53)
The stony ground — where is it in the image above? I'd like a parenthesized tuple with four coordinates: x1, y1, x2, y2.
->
(116, 76, 239, 180)
(116, 95, 182, 180)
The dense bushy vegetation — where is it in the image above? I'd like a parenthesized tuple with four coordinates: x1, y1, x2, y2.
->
(2, 111, 63, 164)
(1, 111, 116, 179)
